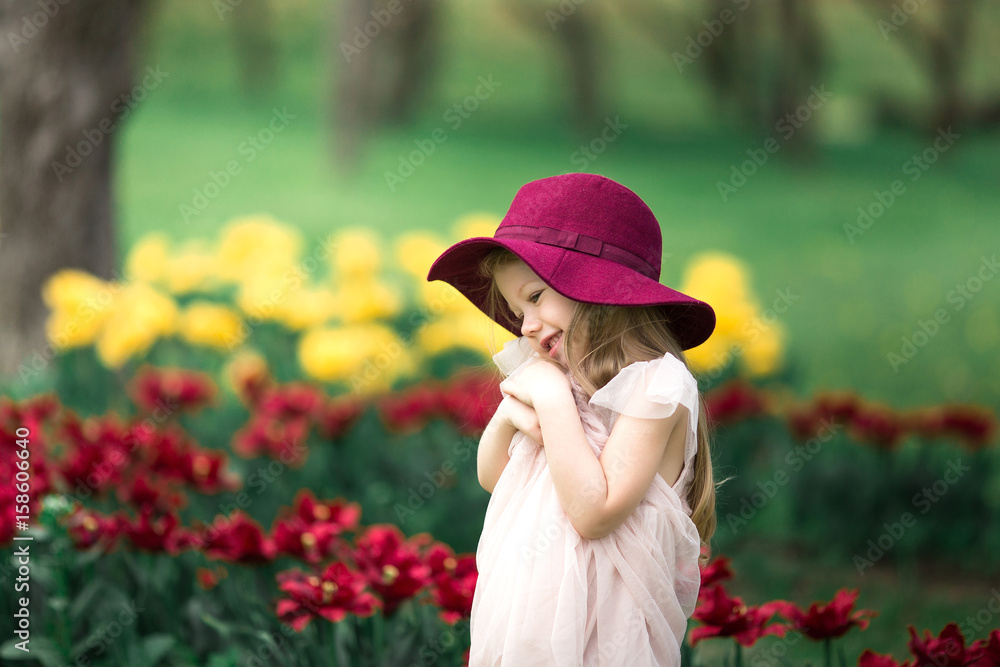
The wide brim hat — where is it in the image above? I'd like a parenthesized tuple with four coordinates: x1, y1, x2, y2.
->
(426, 173, 716, 351)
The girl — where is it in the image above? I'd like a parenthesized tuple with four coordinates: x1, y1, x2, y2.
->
(427, 173, 719, 666)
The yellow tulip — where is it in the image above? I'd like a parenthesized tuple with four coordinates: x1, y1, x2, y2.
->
(331, 229, 381, 278)
(166, 242, 217, 294)
(742, 324, 785, 377)
(179, 301, 245, 350)
(416, 280, 472, 317)
(236, 276, 286, 322)
(298, 324, 415, 393)
(714, 300, 758, 339)
(41, 269, 114, 348)
(124, 233, 170, 285)
(684, 333, 737, 376)
(415, 321, 455, 356)
(394, 232, 447, 279)
(274, 287, 339, 331)
(96, 282, 178, 368)
(217, 215, 302, 283)
(453, 213, 500, 241)
(681, 252, 751, 303)
(336, 278, 401, 323)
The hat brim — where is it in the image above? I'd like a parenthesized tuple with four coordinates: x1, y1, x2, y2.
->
(427, 237, 716, 351)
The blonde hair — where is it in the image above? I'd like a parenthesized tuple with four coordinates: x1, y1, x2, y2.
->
(478, 247, 719, 561)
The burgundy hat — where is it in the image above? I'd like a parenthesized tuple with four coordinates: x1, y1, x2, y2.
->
(426, 173, 716, 350)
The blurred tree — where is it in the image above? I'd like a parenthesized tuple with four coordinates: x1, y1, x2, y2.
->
(331, 0, 439, 171)
(229, 0, 279, 97)
(858, 0, 998, 134)
(0, 0, 153, 378)
(619, 0, 825, 152)
(499, 0, 604, 136)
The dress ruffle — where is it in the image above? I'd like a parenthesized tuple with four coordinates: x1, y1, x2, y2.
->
(471, 337, 703, 666)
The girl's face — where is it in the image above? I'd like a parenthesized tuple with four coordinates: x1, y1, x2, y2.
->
(493, 260, 579, 368)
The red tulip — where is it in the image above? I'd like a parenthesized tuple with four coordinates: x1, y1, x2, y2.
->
(272, 517, 344, 564)
(940, 405, 997, 450)
(813, 391, 861, 422)
(233, 413, 311, 466)
(289, 490, 362, 533)
(908, 623, 984, 667)
(0, 394, 60, 439)
(199, 511, 276, 563)
(379, 386, 443, 433)
(122, 508, 186, 554)
(228, 353, 273, 408)
(116, 476, 188, 512)
(58, 413, 132, 494)
(906, 404, 999, 449)
(353, 525, 433, 616)
(773, 589, 877, 640)
(699, 555, 734, 592)
(313, 396, 365, 439)
(424, 543, 477, 624)
(705, 380, 768, 426)
(196, 566, 227, 591)
(63, 507, 122, 551)
(275, 562, 380, 631)
(183, 450, 241, 493)
(849, 404, 907, 449)
(259, 382, 324, 420)
(439, 372, 502, 434)
(858, 649, 909, 667)
(129, 366, 217, 415)
(690, 585, 788, 647)
(969, 629, 1000, 665)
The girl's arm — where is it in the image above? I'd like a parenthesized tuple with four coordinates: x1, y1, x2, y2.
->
(502, 362, 684, 539)
(477, 395, 542, 494)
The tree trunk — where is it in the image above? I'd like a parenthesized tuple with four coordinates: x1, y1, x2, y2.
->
(0, 0, 150, 380)
(330, 0, 439, 172)
(230, 0, 278, 98)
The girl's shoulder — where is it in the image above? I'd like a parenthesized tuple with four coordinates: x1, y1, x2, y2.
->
(587, 353, 700, 421)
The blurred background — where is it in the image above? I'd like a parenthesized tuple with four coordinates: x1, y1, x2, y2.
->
(1, 0, 999, 665)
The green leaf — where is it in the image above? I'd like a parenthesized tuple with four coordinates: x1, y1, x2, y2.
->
(199, 612, 234, 639)
(47, 597, 69, 613)
(141, 634, 177, 667)
(1, 637, 67, 667)
(69, 580, 106, 622)
(74, 543, 108, 568)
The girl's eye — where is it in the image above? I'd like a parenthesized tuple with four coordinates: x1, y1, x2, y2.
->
(529, 290, 542, 304)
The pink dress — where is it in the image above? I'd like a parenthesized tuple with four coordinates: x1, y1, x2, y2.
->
(469, 337, 702, 667)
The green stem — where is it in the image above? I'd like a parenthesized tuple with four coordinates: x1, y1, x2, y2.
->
(734, 642, 743, 667)
(372, 611, 385, 663)
(680, 638, 693, 667)
(824, 637, 831, 667)
(319, 620, 337, 666)
(54, 539, 71, 656)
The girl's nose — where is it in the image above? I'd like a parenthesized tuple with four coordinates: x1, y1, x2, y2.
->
(520, 314, 541, 337)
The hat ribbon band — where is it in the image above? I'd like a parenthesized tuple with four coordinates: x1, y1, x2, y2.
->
(495, 225, 657, 278)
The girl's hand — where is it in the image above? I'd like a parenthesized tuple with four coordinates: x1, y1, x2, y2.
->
(499, 395, 543, 445)
(499, 360, 570, 408)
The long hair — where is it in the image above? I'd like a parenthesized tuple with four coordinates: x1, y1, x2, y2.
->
(478, 247, 719, 560)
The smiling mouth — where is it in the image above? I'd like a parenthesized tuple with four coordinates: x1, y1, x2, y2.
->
(542, 331, 562, 356)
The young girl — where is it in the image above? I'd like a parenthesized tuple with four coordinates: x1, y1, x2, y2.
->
(427, 173, 719, 666)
